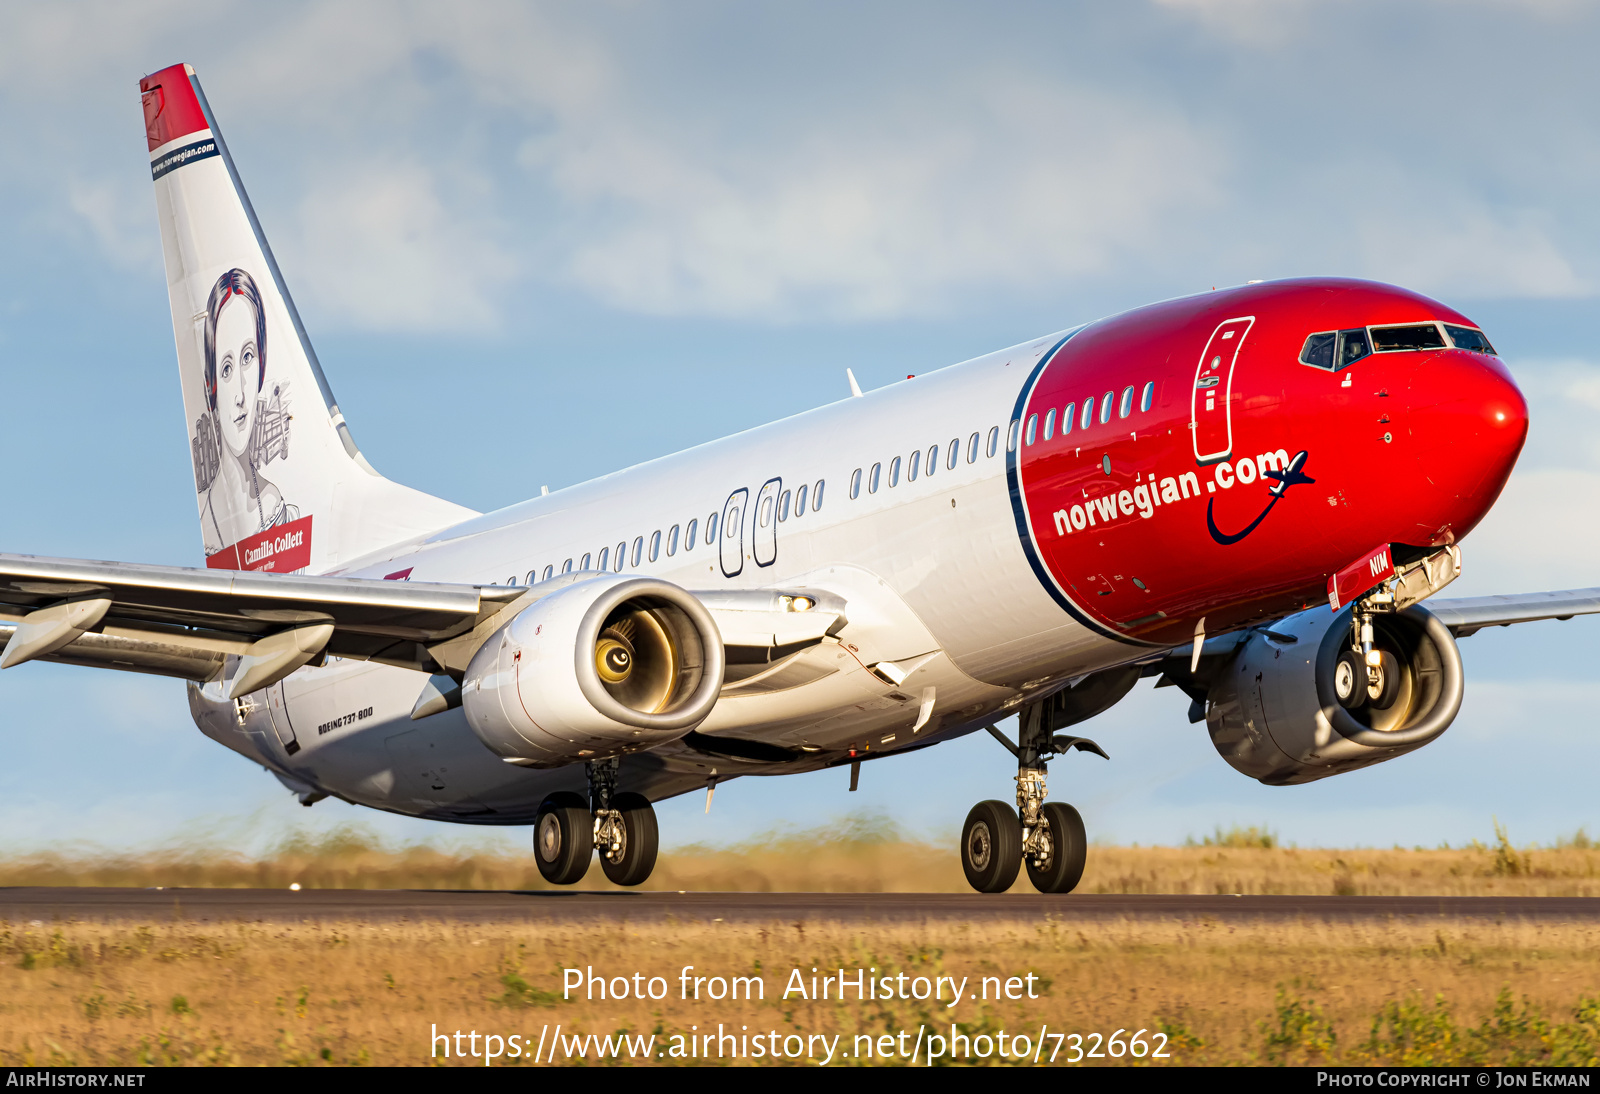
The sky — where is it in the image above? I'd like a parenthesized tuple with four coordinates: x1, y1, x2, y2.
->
(2, 0, 1600, 856)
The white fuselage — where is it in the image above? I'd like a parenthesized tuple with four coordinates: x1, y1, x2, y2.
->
(189, 328, 1144, 823)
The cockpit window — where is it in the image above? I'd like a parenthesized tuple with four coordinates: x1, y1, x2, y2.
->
(1338, 328, 1371, 367)
(1300, 331, 1335, 369)
(1443, 324, 1497, 355)
(1371, 323, 1447, 352)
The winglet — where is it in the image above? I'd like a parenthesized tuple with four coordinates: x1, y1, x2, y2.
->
(847, 368, 863, 398)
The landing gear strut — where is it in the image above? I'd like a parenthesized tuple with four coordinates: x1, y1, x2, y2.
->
(961, 693, 1107, 894)
(589, 758, 659, 887)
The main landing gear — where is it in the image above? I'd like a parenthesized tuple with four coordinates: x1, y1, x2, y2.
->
(961, 697, 1108, 894)
(533, 759, 660, 887)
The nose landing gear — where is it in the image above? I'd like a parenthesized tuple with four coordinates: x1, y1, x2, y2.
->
(961, 696, 1108, 894)
(1334, 543, 1461, 711)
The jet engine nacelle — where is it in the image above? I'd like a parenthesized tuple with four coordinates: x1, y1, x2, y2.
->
(1206, 603, 1463, 785)
(462, 576, 724, 767)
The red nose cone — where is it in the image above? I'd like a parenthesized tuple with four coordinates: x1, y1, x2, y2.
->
(1406, 350, 1528, 544)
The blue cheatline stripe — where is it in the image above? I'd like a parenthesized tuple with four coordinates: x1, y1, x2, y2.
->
(1004, 326, 1156, 647)
(149, 136, 220, 181)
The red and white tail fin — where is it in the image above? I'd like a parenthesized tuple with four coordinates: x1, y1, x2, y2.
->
(140, 63, 475, 575)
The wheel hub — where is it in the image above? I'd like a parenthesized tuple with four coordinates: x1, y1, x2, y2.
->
(966, 822, 992, 870)
(536, 813, 562, 863)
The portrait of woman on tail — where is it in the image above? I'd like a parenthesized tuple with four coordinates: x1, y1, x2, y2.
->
(190, 267, 297, 557)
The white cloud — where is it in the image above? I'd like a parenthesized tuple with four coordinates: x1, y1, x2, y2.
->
(1455, 467, 1600, 595)
(66, 177, 155, 269)
(289, 161, 516, 331)
(1151, 0, 1318, 46)
(4, 0, 1600, 326)
(547, 76, 1223, 318)
(1353, 204, 1588, 300)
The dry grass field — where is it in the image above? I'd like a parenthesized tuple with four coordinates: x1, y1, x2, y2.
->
(2, 916, 1598, 1066)
(2, 822, 1600, 1066)
(2, 820, 1598, 897)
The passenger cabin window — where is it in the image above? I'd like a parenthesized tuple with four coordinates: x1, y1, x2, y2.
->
(686, 519, 698, 548)
(794, 485, 807, 515)
(706, 513, 718, 543)
(562, 558, 573, 574)
(1025, 414, 1037, 445)
(760, 494, 775, 525)
(1007, 420, 1020, 452)
(987, 425, 999, 456)
(598, 547, 610, 571)
(614, 543, 626, 571)
(580, 552, 591, 570)
(648, 531, 661, 562)
(908, 449, 921, 481)
(1080, 399, 1094, 430)
(1061, 403, 1075, 435)
(779, 491, 790, 521)
(869, 462, 881, 493)
(1099, 391, 1114, 424)
(1119, 386, 1134, 418)
(926, 443, 939, 474)
(946, 440, 959, 470)
(813, 480, 824, 509)
(1043, 409, 1055, 441)
(967, 431, 979, 462)
(1444, 324, 1497, 355)
(526, 569, 537, 584)
(889, 456, 901, 487)
(667, 525, 679, 555)
(631, 537, 644, 567)
(1140, 381, 1155, 412)
(1371, 323, 1446, 352)
(850, 468, 862, 499)
(543, 564, 554, 581)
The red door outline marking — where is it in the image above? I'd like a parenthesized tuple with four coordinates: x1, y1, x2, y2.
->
(1191, 315, 1255, 465)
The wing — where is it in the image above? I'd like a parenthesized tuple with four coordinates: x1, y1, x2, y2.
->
(0, 554, 840, 699)
(0, 553, 514, 686)
(1424, 587, 1600, 637)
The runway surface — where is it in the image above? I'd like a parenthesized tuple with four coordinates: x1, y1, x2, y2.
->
(4, 887, 1600, 924)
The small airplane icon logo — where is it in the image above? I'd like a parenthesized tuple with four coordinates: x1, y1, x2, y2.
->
(1208, 450, 1314, 545)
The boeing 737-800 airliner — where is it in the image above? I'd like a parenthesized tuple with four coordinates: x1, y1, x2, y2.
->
(2, 63, 1592, 894)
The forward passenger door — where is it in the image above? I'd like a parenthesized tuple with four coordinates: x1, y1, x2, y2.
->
(1191, 316, 1254, 465)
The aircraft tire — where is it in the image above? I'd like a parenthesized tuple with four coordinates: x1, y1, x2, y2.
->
(1334, 649, 1367, 709)
(961, 800, 1022, 893)
(600, 792, 659, 887)
(1026, 801, 1087, 894)
(534, 792, 593, 885)
(1368, 649, 1402, 709)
